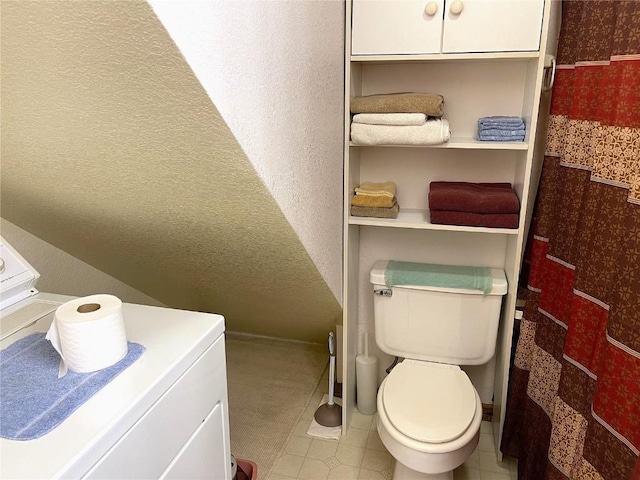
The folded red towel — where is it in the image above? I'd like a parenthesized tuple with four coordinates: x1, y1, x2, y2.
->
(430, 210, 519, 229)
(429, 182, 520, 214)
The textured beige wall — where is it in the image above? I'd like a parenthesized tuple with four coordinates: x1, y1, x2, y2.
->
(149, 1, 345, 302)
(1, 219, 165, 307)
(0, 0, 342, 342)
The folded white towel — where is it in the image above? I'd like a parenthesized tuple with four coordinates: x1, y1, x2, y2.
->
(351, 119, 451, 146)
(352, 113, 427, 126)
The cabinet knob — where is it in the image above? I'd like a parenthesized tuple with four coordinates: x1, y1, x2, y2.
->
(424, 2, 438, 16)
(450, 0, 464, 15)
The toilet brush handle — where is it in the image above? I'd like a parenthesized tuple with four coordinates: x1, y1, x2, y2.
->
(364, 333, 369, 359)
(327, 355, 336, 405)
(327, 332, 336, 405)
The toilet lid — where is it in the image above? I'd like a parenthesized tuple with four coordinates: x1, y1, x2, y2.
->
(382, 361, 477, 444)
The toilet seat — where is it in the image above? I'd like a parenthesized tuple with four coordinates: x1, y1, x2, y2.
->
(381, 360, 477, 444)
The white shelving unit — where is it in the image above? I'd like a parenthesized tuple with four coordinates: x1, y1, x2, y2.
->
(341, 0, 559, 456)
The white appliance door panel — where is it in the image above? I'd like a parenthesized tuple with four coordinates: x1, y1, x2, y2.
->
(352, 0, 444, 55)
(442, 0, 544, 53)
(83, 336, 227, 479)
(160, 402, 229, 480)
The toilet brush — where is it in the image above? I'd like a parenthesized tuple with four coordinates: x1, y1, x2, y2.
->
(314, 331, 342, 427)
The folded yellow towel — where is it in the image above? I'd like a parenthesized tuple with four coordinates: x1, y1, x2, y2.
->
(351, 194, 396, 208)
(350, 93, 444, 117)
(354, 181, 396, 198)
(351, 201, 400, 219)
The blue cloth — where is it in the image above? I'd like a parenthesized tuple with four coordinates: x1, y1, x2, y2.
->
(478, 134, 525, 142)
(478, 129, 526, 136)
(478, 115, 524, 125)
(479, 124, 525, 131)
(477, 117, 525, 141)
(385, 260, 493, 294)
(0, 333, 145, 441)
(478, 117, 524, 132)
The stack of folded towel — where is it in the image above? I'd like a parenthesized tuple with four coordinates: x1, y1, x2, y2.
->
(477, 116, 526, 142)
(351, 181, 399, 219)
(428, 182, 520, 229)
(350, 93, 450, 146)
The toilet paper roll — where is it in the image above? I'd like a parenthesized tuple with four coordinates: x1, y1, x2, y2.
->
(356, 354, 378, 415)
(46, 294, 128, 378)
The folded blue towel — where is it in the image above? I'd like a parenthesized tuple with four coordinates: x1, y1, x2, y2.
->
(385, 260, 493, 294)
(479, 119, 524, 131)
(479, 118, 523, 124)
(0, 333, 145, 441)
(478, 129, 526, 136)
(478, 115, 524, 124)
(479, 120, 525, 128)
(479, 123, 525, 130)
(478, 134, 525, 142)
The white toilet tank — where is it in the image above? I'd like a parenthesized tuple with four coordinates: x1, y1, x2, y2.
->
(370, 260, 508, 366)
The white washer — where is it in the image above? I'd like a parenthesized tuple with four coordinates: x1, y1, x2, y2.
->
(0, 237, 232, 479)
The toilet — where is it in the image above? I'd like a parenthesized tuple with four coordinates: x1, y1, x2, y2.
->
(370, 260, 508, 480)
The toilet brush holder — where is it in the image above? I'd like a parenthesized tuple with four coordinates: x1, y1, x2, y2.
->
(356, 333, 378, 415)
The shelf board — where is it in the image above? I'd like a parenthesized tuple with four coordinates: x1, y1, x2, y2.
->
(349, 137, 529, 150)
(351, 52, 540, 63)
(348, 208, 520, 234)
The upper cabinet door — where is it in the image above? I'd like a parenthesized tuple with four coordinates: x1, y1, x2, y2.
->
(352, 0, 445, 55)
(351, 0, 545, 55)
(441, 0, 544, 53)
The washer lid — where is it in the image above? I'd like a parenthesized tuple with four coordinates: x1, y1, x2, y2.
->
(0, 236, 40, 313)
(382, 361, 477, 444)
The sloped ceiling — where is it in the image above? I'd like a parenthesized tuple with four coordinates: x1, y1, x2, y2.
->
(0, 0, 342, 342)
(148, 0, 345, 302)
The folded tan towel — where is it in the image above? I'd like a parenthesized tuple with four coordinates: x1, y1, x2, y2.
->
(354, 181, 396, 198)
(351, 194, 396, 208)
(351, 201, 400, 219)
(350, 93, 444, 117)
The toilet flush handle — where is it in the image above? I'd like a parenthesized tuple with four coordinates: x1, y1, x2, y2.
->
(374, 288, 393, 297)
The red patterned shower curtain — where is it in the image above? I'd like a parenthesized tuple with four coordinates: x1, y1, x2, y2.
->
(500, 1, 639, 479)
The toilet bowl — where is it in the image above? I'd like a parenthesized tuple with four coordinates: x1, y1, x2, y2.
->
(376, 360, 482, 480)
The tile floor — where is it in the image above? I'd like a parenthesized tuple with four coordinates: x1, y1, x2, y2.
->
(267, 379, 518, 480)
(228, 336, 519, 480)
(226, 333, 328, 476)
